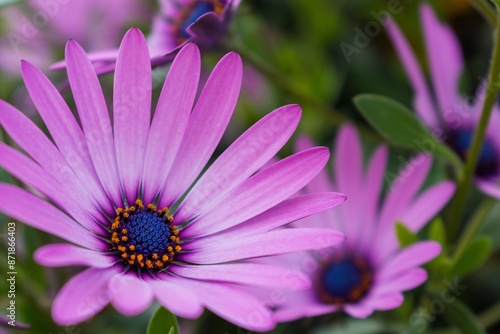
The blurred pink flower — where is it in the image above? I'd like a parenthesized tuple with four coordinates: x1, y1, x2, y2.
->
(387, 4, 500, 199)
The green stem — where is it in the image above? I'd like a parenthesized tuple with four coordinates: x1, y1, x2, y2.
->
(452, 198, 496, 261)
(469, 0, 497, 27)
(228, 42, 383, 143)
(448, 2, 500, 241)
(479, 301, 500, 328)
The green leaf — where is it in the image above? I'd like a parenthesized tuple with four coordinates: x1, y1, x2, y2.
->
(353, 94, 463, 170)
(442, 299, 485, 334)
(395, 222, 417, 247)
(147, 307, 179, 334)
(429, 217, 446, 245)
(451, 237, 492, 276)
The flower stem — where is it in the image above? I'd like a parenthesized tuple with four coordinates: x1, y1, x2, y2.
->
(448, 1, 500, 242)
(470, 0, 497, 27)
(452, 198, 496, 262)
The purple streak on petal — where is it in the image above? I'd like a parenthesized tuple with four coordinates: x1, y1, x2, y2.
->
(34, 244, 114, 268)
(184, 192, 346, 250)
(0, 184, 104, 250)
(375, 268, 428, 295)
(159, 52, 242, 207)
(178, 280, 276, 332)
(0, 101, 103, 215)
(0, 143, 104, 232)
(181, 147, 331, 238)
(65, 40, 123, 206)
(421, 4, 463, 118)
(113, 28, 152, 203)
(142, 44, 201, 204)
(386, 16, 439, 128)
(295, 136, 333, 193)
(147, 275, 204, 319)
(52, 267, 117, 325)
(378, 241, 441, 280)
(176, 104, 302, 222)
(181, 228, 344, 264)
(476, 179, 500, 199)
(171, 263, 311, 290)
(21, 61, 112, 210)
(109, 274, 153, 316)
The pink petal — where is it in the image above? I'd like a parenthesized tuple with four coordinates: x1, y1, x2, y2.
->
(0, 101, 103, 217)
(476, 179, 500, 199)
(159, 52, 243, 207)
(184, 192, 346, 250)
(421, 4, 463, 117)
(65, 40, 122, 206)
(113, 28, 152, 203)
(0, 143, 103, 232)
(272, 290, 338, 322)
(181, 228, 344, 264)
(21, 61, 111, 210)
(52, 267, 116, 325)
(171, 263, 311, 290)
(34, 244, 114, 268)
(386, 15, 439, 128)
(0, 184, 103, 250)
(374, 268, 428, 295)
(176, 104, 302, 222)
(109, 274, 153, 316)
(344, 303, 374, 318)
(179, 280, 276, 332)
(367, 292, 404, 311)
(378, 241, 441, 280)
(181, 147, 331, 238)
(142, 44, 201, 204)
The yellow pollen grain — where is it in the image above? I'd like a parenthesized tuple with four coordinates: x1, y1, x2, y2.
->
(175, 245, 182, 252)
(121, 253, 128, 259)
(121, 228, 128, 234)
(129, 245, 135, 251)
(121, 236, 128, 242)
(155, 260, 163, 267)
(162, 255, 169, 262)
(116, 208, 124, 215)
(167, 246, 173, 252)
(152, 253, 158, 259)
(118, 246, 126, 252)
(123, 213, 129, 219)
(128, 260, 135, 265)
(137, 254, 143, 262)
(146, 260, 153, 269)
(130, 254, 136, 261)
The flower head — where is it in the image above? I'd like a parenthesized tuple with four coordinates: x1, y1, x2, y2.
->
(0, 28, 345, 331)
(263, 125, 455, 320)
(386, 4, 500, 198)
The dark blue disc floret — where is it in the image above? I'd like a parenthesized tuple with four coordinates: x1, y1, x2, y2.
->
(447, 130, 499, 178)
(316, 256, 372, 304)
(110, 200, 181, 272)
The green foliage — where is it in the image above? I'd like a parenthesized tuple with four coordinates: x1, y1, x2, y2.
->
(395, 222, 417, 248)
(354, 94, 463, 170)
(442, 299, 485, 334)
(451, 237, 492, 277)
(147, 307, 179, 334)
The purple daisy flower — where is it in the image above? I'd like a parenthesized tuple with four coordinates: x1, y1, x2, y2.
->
(386, 4, 500, 199)
(0, 28, 346, 331)
(258, 125, 455, 320)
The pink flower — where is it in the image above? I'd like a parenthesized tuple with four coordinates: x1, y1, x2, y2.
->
(261, 125, 455, 320)
(386, 4, 500, 199)
(0, 28, 346, 331)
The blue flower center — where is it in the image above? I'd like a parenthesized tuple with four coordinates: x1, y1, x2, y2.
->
(317, 257, 372, 304)
(175, 0, 224, 40)
(110, 200, 181, 272)
(447, 130, 499, 178)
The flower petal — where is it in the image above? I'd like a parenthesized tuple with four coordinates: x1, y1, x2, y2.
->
(142, 43, 201, 204)
(378, 241, 441, 280)
(34, 244, 114, 268)
(20, 61, 111, 210)
(374, 268, 428, 295)
(181, 147, 331, 238)
(0, 184, 103, 250)
(181, 228, 344, 264)
(113, 28, 152, 203)
(179, 280, 276, 332)
(386, 15, 439, 127)
(176, 104, 302, 222)
(184, 192, 346, 250)
(476, 179, 500, 199)
(52, 267, 116, 325)
(109, 274, 153, 316)
(367, 292, 404, 311)
(159, 52, 242, 207)
(147, 275, 204, 319)
(171, 263, 311, 290)
(65, 40, 122, 206)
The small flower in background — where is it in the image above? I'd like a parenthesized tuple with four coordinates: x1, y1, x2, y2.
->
(0, 0, 147, 75)
(260, 125, 455, 320)
(386, 4, 500, 199)
(0, 28, 346, 331)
